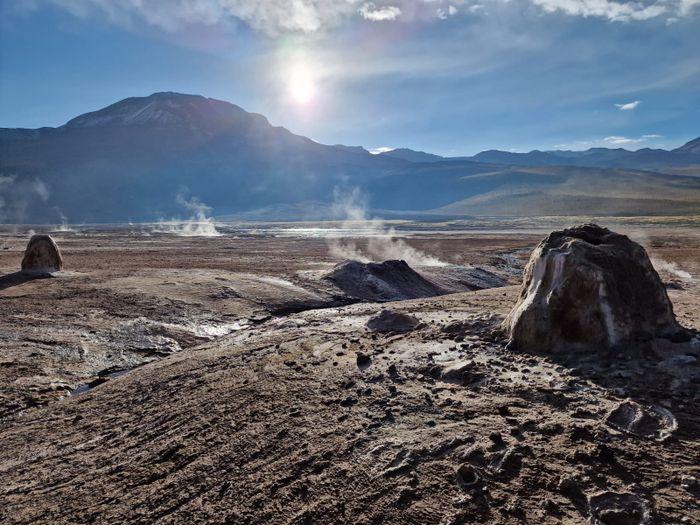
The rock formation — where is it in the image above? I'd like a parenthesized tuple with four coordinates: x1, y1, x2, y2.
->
(503, 224, 681, 351)
(21, 234, 63, 274)
(366, 309, 419, 333)
(324, 259, 445, 302)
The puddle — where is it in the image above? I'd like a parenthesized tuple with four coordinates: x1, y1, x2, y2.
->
(70, 369, 132, 396)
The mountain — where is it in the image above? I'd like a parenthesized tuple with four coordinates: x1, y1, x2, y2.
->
(0, 93, 403, 222)
(465, 140, 700, 171)
(1, 92, 699, 222)
(673, 137, 700, 155)
(366, 162, 700, 216)
(378, 148, 445, 163)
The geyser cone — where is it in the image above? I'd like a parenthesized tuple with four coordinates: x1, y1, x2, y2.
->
(21, 234, 63, 274)
(324, 259, 445, 302)
(503, 224, 681, 351)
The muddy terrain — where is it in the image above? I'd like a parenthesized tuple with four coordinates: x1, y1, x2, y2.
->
(0, 220, 698, 524)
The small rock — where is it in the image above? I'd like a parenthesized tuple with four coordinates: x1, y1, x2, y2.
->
(440, 360, 477, 385)
(366, 309, 419, 333)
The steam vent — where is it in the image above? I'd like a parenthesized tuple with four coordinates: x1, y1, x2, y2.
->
(503, 224, 681, 351)
(21, 234, 63, 274)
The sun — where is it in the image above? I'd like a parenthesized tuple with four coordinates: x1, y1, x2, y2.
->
(288, 67, 316, 105)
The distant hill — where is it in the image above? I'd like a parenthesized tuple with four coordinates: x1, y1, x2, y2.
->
(674, 137, 700, 155)
(465, 141, 700, 171)
(1, 92, 699, 222)
(366, 162, 700, 216)
(378, 148, 445, 163)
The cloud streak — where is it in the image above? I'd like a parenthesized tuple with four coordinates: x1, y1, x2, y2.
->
(359, 3, 401, 21)
(40, 0, 700, 36)
(532, 0, 667, 21)
(615, 100, 641, 110)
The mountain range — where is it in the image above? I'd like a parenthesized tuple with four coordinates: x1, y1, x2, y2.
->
(1, 92, 699, 223)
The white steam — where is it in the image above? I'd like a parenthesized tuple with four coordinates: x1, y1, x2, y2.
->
(52, 208, 76, 232)
(628, 230, 695, 283)
(651, 258, 694, 282)
(0, 175, 50, 226)
(153, 194, 221, 237)
(327, 187, 446, 267)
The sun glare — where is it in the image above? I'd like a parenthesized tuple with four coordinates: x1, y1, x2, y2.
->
(288, 67, 316, 105)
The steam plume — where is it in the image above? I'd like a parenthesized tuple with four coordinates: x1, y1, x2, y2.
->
(153, 193, 221, 237)
(327, 187, 446, 266)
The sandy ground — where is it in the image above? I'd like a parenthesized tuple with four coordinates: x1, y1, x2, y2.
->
(0, 222, 698, 524)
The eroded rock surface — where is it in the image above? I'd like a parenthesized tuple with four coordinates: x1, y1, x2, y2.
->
(21, 234, 63, 274)
(504, 224, 681, 351)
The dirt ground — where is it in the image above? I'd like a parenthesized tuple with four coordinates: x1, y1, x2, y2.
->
(0, 221, 698, 524)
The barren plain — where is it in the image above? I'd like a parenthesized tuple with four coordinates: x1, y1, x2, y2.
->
(0, 218, 698, 524)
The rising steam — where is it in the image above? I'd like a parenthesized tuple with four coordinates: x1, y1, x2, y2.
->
(651, 258, 694, 282)
(327, 187, 446, 267)
(52, 208, 76, 232)
(153, 193, 221, 237)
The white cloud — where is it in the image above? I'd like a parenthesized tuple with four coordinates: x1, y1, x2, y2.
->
(556, 134, 664, 149)
(604, 135, 645, 145)
(532, 0, 667, 22)
(359, 3, 401, 21)
(680, 0, 700, 14)
(615, 100, 641, 110)
(47, 0, 362, 35)
(39, 0, 700, 36)
(437, 4, 458, 18)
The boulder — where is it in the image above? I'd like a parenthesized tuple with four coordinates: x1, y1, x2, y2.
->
(503, 224, 680, 351)
(21, 234, 63, 274)
(366, 309, 419, 333)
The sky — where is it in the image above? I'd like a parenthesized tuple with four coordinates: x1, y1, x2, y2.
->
(1, 0, 699, 156)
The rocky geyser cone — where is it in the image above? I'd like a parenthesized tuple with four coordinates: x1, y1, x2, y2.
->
(503, 224, 680, 351)
(21, 234, 63, 274)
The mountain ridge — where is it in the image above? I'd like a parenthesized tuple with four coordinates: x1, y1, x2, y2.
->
(1, 92, 699, 222)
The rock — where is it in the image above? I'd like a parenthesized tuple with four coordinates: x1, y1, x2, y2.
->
(366, 309, 419, 333)
(587, 491, 649, 525)
(541, 498, 559, 514)
(324, 259, 445, 302)
(440, 360, 477, 385)
(503, 224, 681, 351)
(604, 400, 677, 441)
(21, 234, 63, 274)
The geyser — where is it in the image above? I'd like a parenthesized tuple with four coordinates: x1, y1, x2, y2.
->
(503, 224, 682, 351)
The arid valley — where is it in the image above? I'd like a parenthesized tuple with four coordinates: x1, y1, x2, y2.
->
(0, 218, 698, 524)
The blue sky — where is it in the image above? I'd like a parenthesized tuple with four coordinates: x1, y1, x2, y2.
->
(1, 0, 699, 155)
